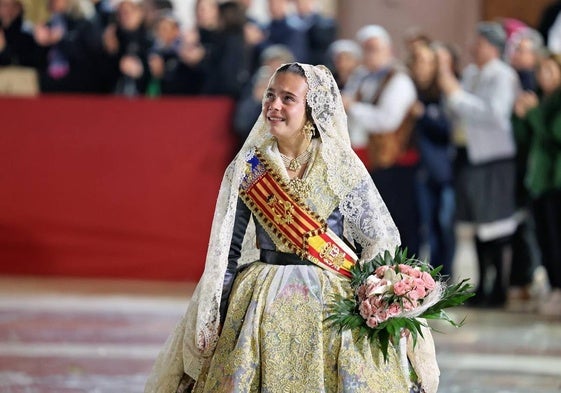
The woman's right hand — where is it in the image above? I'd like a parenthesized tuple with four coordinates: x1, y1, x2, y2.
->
(514, 91, 538, 118)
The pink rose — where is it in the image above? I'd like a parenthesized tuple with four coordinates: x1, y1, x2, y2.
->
(359, 299, 374, 319)
(413, 278, 427, 298)
(421, 271, 436, 291)
(375, 309, 389, 323)
(372, 296, 385, 310)
(366, 316, 379, 328)
(398, 264, 422, 278)
(387, 303, 402, 317)
(408, 286, 426, 300)
(402, 297, 418, 311)
(393, 277, 414, 296)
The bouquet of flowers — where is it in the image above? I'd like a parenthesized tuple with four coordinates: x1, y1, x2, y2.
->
(327, 247, 474, 361)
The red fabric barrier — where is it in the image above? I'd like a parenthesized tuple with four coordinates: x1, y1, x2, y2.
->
(0, 95, 236, 281)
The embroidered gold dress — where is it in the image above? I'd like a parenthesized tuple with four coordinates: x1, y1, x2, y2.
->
(192, 144, 409, 393)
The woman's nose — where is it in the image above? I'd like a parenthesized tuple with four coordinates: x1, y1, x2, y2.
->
(269, 96, 282, 110)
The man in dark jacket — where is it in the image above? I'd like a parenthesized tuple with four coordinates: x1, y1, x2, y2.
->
(0, 0, 40, 67)
(34, 0, 103, 93)
(289, 0, 336, 66)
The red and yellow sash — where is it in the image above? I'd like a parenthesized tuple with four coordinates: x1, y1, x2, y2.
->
(239, 150, 358, 278)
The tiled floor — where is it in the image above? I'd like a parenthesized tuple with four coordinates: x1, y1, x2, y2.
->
(0, 238, 560, 393)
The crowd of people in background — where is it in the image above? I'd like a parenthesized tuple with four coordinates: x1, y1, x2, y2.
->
(0, 0, 336, 96)
(2, 0, 561, 316)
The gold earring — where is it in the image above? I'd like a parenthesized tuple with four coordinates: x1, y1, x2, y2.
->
(302, 121, 314, 141)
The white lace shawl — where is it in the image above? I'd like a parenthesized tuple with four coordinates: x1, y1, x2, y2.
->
(144, 64, 402, 393)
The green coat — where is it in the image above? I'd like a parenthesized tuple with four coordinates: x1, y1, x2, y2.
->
(513, 88, 561, 198)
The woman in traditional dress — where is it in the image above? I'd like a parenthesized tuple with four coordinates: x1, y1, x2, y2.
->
(145, 63, 440, 393)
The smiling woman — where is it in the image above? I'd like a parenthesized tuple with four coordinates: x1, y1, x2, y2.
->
(145, 63, 440, 393)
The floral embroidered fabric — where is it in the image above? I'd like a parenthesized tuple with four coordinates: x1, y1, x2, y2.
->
(193, 263, 409, 393)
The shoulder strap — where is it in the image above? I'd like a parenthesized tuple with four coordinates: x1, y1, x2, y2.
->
(371, 68, 397, 105)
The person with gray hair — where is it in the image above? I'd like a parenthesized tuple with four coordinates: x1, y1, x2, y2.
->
(328, 38, 361, 89)
(506, 25, 544, 91)
(343, 24, 421, 259)
(439, 21, 520, 307)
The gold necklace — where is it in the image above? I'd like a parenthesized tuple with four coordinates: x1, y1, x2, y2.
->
(279, 140, 314, 172)
(288, 177, 310, 198)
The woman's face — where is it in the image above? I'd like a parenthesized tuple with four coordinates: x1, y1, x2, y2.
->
(410, 45, 437, 88)
(536, 57, 561, 95)
(471, 35, 497, 67)
(263, 71, 308, 142)
(0, 0, 21, 27)
(118, 1, 144, 31)
(156, 19, 179, 46)
(196, 0, 218, 29)
(334, 51, 360, 77)
(362, 37, 392, 72)
(510, 38, 537, 70)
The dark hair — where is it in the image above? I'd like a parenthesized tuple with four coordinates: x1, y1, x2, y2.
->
(219, 1, 246, 33)
(274, 63, 318, 138)
(276, 62, 306, 78)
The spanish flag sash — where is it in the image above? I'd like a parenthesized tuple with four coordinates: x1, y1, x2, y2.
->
(239, 149, 358, 279)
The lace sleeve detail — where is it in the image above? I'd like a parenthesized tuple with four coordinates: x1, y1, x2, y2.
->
(340, 178, 401, 262)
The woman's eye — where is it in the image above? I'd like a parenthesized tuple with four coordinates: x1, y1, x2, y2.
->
(284, 96, 295, 102)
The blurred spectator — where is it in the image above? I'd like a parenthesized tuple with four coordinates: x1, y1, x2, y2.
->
(343, 24, 420, 257)
(195, 0, 219, 50)
(513, 52, 561, 316)
(90, 0, 113, 30)
(203, 1, 253, 98)
(288, 0, 336, 65)
(258, 0, 307, 63)
(408, 42, 456, 277)
(506, 26, 543, 91)
(505, 26, 544, 310)
(0, 0, 41, 67)
(403, 26, 431, 60)
(147, 11, 205, 96)
(328, 39, 361, 90)
(178, 30, 207, 92)
(537, 0, 561, 53)
(236, 0, 265, 73)
(439, 21, 519, 307)
(143, 0, 172, 33)
(233, 44, 293, 139)
(233, 64, 272, 146)
(500, 17, 526, 42)
(34, 0, 102, 93)
(259, 43, 293, 70)
(101, 0, 152, 96)
(147, 10, 180, 96)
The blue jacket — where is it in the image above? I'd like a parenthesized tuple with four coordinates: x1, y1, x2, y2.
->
(415, 95, 454, 185)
